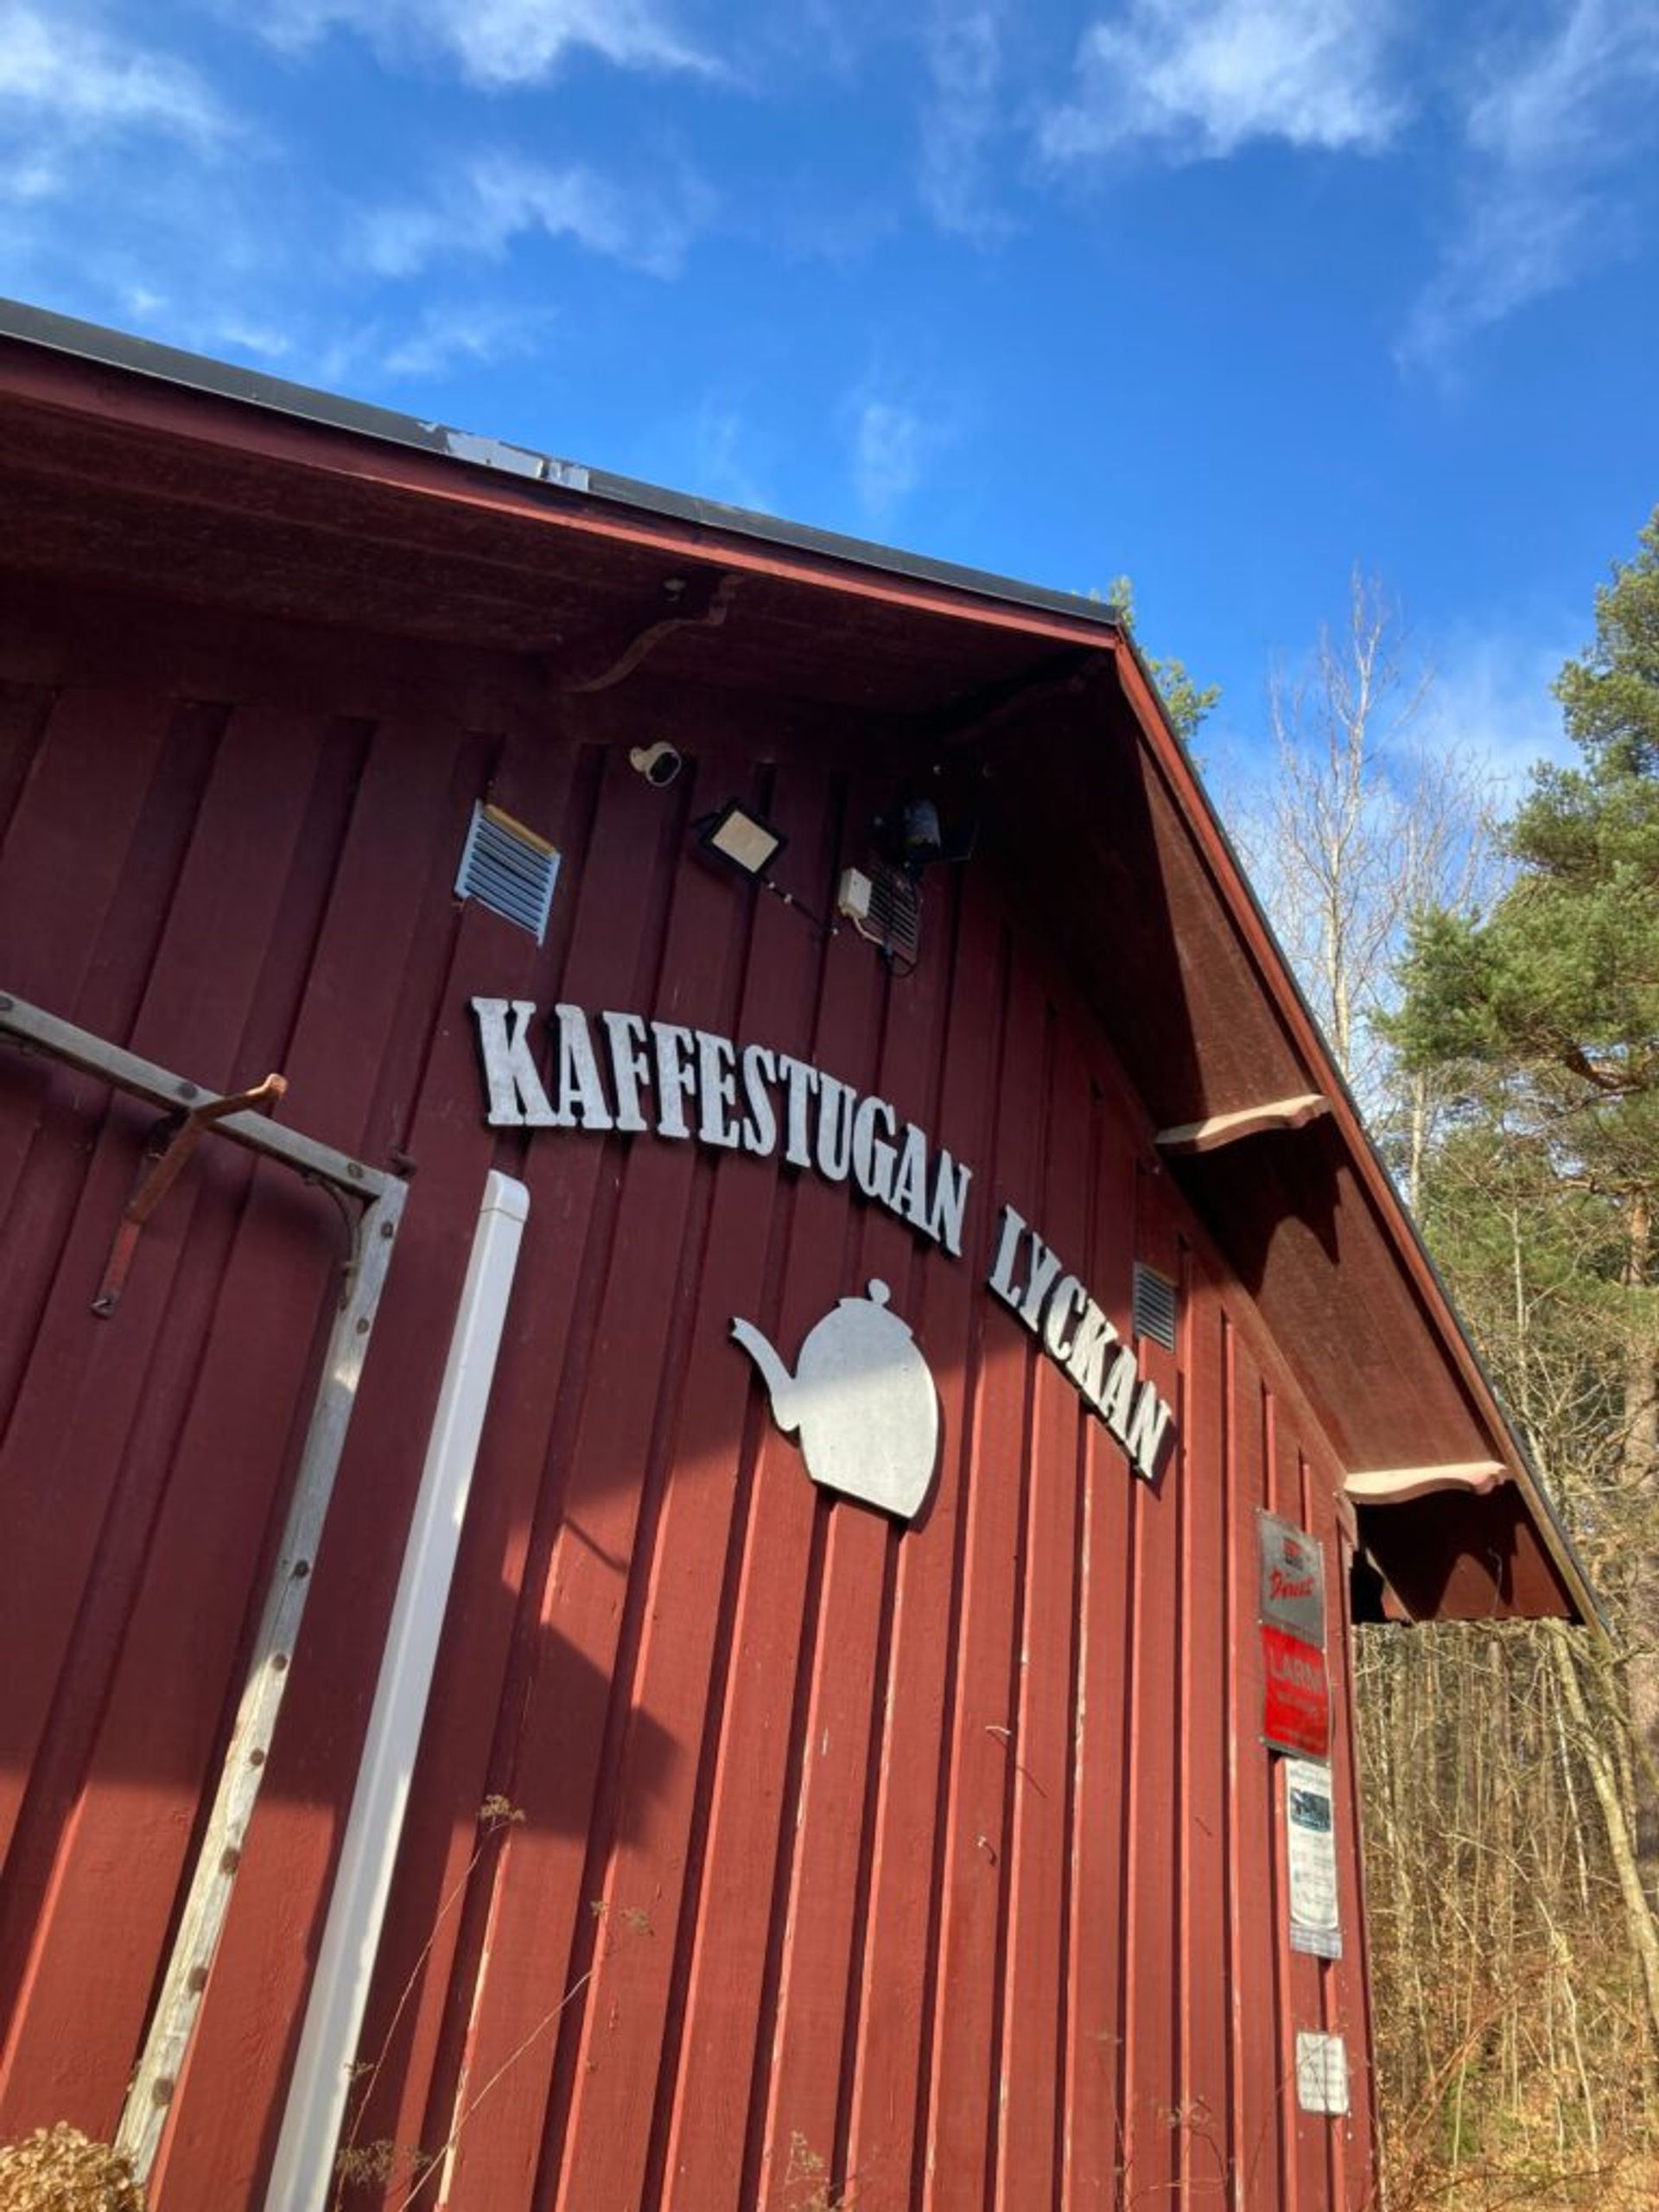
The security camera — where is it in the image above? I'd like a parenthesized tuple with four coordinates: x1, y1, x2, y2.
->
(629, 741, 683, 788)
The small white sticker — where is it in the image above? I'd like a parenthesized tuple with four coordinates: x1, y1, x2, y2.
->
(1295, 2031, 1350, 2115)
(1286, 1758, 1342, 1959)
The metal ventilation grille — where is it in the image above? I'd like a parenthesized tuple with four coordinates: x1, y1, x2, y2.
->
(455, 802, 562, 943)
(868, 864, 922, 969)
(1133, 1262, 1179, 1351)
(835, 860, 921, 973)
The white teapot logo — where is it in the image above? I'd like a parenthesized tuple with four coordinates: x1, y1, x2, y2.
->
(731, 1280, 940, 1521)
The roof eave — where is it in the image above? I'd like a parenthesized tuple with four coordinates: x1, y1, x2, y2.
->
(0, 296, 1599, 1630)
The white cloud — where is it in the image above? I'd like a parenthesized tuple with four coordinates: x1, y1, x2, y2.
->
(1464, 0, 1656, 168)
(208, 315, 296, 360)
(256, 0, 715, 87)
(1401, 0, 1659, 367)
(687, 399, 776, 512)
(101, 288, 550, 391)
(0, 3, 230, 155)
(1041, 0, 1408, 163)
(0, 151, 62, 202)
(0, 7, 274, 347)
(379, 298, 551, 377)
(919, 3, 1010, 237)
(110, 287, 301, 368)
(850, 393, 935, 520)
(359, 152, 707, 280)
(1422, 623, 1580, 793)
(1399, 189, 1598, 369)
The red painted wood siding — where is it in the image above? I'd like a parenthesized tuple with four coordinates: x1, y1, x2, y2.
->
(0, 584, 1376, 2209)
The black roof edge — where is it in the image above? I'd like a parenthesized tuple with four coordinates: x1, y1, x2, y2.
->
(0, 294, 1128, 640)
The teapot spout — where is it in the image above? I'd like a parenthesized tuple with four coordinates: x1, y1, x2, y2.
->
(731, 1315, 800, 1433)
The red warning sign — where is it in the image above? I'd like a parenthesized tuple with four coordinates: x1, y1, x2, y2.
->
(1258, 1511, 1331, 1758)
(1261, 1623, 1331, 1758)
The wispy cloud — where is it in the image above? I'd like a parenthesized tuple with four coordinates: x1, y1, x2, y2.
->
(255, 0, 715, 88)
(1400, 1, 1659, 369)
(0, 2, 232, 196)
(0, 5, 281, 350)
(359, 151, 709, 280)
(847, 386, 954, 522)
(1040, 0, 1408, 163)
(1424, 620, 1580, 792)
(1464, 0, 1655, 168)
(687, 398, 777, 512)
(101, 286, 297, 370)
(0, 10, 683, 402)
(919, 3, 1010, 238)
(105, 288, 554, 393)
(378, 298, 553, 378)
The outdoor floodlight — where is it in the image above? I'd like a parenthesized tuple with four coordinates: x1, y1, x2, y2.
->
(697, 800, 787, 880)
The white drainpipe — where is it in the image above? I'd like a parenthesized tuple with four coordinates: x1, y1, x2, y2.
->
(264, 1169, 530, 2212)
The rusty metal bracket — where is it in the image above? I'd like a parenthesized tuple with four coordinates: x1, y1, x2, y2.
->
(92, 1072, 288, 1316)
(560, 569, 740, 693)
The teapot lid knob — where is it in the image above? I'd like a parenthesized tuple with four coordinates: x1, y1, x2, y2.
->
(867, 1278, 890, 1306)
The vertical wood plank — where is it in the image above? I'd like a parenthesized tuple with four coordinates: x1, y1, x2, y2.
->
(747, 828, 960, 2212)
(1229, 1351, 1285, 2212)
(1328, 1511, 1380, 2210)
(1119, 1167, 1182, 2209)
(994, 1022, 1088, 2210)
(1180, 1256, 1232, 2202)
(920, 925, 1039, 2211)
(541, 757, 838, 2212)
(1268, 1414, 1320, 2212)
(839, 875, 1003, 2211)
(1060, 1091, 1137, 2209)
(435, 735, 770, 2209)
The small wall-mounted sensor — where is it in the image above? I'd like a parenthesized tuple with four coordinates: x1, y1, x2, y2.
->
(837, 868, 874, 926)
(838, 861, 922, 971)
(629, 741, 683, 788)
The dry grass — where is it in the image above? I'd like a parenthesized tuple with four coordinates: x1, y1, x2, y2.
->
(0, 2126, 146, 2212)
(1379, 2152, 1659, 2212)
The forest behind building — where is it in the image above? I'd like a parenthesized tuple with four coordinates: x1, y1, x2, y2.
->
(1206, 508, 1659, 2208)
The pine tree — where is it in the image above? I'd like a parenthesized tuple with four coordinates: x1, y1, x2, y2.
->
(1393, 505, 1659, 1885)
(1097, 574, 1219, 747)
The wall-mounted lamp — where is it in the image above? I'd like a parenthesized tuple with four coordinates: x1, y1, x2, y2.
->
(873, 779, 978, 879)
(697, 800, 788, 881)
(899, 798, 944, 868)
(693, 799, 837, 938)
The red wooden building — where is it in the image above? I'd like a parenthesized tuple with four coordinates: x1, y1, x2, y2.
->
(0, 300, 1593, 2210)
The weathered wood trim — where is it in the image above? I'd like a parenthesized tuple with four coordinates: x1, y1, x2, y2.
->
(1343, 1461, 1508, 1506)
(1154, 1094, 1330, 1155)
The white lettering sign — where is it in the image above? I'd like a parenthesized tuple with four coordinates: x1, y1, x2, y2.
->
(470, 998, 972, 1255)
(987, 1204, 1175, 1480)
(469, 998, 1176, 1480)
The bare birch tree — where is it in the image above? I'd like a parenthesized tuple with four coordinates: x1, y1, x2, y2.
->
(1228, 570, 1499, 1194)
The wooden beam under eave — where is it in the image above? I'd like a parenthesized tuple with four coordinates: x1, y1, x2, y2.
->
(1344, 1462, 1509, 1506)
(1154, 1093, 1330, 1155)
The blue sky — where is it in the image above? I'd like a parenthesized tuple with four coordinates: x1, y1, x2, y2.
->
(3, 1, 1656, 781)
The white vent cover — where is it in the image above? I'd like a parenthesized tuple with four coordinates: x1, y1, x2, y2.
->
(455, 802, 561, 944)
(1132, 1262, 1178, 1351)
